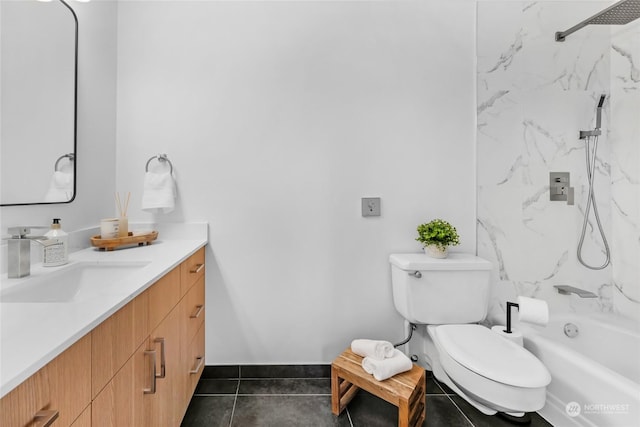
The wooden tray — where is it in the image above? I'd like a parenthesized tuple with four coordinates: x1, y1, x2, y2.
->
(91, 230, 158, 251)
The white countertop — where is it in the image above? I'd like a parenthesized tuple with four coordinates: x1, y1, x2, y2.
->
(0, 223, 208, 398)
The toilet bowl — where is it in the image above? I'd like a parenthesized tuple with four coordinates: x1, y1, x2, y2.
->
(389, 253, 551, 417)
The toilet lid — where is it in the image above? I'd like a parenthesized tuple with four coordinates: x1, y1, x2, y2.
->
(434, 324, 551, 388)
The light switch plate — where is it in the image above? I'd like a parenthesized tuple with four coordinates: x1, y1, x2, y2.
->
(362, 197, 381, 217)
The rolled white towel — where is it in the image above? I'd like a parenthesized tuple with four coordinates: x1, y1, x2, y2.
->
(362, 349, 413, 381)
(351, 339, 395, 360)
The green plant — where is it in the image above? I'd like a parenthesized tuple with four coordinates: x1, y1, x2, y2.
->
(415, 219, 460, 250)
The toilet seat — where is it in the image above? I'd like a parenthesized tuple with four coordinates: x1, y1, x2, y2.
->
(428, 324, 551, 413)
(433, 324, 550, 388)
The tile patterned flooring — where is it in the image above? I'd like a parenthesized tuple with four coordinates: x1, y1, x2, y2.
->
(181, 365, 554, 427)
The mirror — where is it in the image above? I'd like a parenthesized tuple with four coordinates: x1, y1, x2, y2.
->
(0, 0, 78, 206)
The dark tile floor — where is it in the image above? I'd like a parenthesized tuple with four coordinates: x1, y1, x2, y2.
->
(181, 365, 554, 427)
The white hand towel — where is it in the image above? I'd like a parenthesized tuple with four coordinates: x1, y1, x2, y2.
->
(141, 171, 176, 213)
(351, 339, 395, 360)
(362, 349, 413, 381)
(44, 171, 74, 202)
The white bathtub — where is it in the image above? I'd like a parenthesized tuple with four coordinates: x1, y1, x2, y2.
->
(520, 313, 640, 427)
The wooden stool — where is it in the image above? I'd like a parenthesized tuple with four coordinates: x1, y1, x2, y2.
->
(331, 348, 426, 427)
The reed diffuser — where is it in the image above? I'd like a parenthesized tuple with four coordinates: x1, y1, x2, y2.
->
(115, 192, 131, 238)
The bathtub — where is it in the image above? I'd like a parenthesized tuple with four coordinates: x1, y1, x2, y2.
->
(519, 313, 640, 427)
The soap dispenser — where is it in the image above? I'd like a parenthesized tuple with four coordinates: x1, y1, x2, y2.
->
(43, 218, 69, 266)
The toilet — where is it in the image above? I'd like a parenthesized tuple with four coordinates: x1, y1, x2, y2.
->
(389, 252, 551, 417)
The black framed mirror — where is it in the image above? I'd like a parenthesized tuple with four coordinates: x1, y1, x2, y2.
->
(1, 0, 78, 206)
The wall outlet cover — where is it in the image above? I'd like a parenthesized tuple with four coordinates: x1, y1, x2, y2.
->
(362, 197, 381, 217)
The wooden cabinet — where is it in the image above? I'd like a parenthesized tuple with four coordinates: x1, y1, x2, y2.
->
(185, 321, 206, 402)
(182, 276, 206, 402)
(70, 406, 92, 427)
(0, 333, 91, 427)
(91, 341, 148, 427)
(1, 247, 206, 427)
(91, 292, 148, 399)
(146, 305, 185, 426)
(94, 249, 205, 427)
(148, 267, 181, 332)
(184, 276, 205, 345)
(180, 248, 205, 297)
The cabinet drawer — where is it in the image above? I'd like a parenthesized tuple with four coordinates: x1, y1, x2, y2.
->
(180, 248, 205, 296)
(186, 321, 205, 401)
(148, 266, 181, 332)
(0, 333, 91, 427)
(92, 293, 148, 398)
(184, 276, 205, 344)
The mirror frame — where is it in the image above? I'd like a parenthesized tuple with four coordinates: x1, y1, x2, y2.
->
(1, 0, 78, 207)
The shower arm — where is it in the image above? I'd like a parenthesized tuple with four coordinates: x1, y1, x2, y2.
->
(556, 0, 640, 42)
(556, 18, 595, 42)
(556, 15, 600, 42)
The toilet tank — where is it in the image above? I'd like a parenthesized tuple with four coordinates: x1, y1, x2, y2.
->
(389, 253, 492, 324)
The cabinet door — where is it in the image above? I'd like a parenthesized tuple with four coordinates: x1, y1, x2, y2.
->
(92, 341, 150, 427)
(48, 333, 92, 426)
(0, 367, 50, 427)
(145, 306, 184, 427)
(148, 267, 181, 332)
(69, 405, 91, 427)
(0, 333, 91, 427)
(92, 292, 148, 398)
(180, 248, 205, 297)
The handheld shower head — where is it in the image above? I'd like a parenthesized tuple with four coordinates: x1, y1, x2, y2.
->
(596, 94, 606, 129)
(579, 94, 607, 139)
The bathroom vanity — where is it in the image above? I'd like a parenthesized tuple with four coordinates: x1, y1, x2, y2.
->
(0, 224, 207, 426)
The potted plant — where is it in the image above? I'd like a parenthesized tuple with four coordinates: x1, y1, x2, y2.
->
(415, 219, 460, 258)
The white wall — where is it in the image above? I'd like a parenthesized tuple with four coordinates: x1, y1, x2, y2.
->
(0, 1, 118, 267)
(115, 0, 477, 364)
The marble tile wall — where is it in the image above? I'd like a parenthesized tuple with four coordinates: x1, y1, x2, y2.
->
(477, 1, 639, 324)
(610, 18, 640, 321)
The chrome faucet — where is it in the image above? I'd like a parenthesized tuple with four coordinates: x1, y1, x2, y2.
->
(5, 226, 60, 278)
(553, 285, 598, 298)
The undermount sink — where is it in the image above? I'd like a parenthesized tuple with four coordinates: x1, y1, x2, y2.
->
(1, 261, 150, 303)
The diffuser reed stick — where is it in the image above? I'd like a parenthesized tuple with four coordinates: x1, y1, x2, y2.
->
(115, 192, 131, 217)
(115, 192, 131, 238)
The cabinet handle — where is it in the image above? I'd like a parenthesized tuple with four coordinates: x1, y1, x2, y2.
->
(34, 410, 59, 427)
(190, 263, 205, 274)
(189, 356, 204, 375)
(154, 337, 166, 379)
(143, 349, 157, 394)
(190, 304, 204, 319)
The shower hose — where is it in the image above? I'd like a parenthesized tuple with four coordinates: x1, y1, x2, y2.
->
(577, 133, 611, 270)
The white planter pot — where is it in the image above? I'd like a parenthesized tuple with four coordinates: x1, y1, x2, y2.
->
(424, 244, 448, 259)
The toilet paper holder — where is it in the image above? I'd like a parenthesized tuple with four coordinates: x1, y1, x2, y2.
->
(504, 301, 519, 334)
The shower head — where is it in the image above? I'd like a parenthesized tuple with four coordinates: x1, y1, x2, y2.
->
(556, 0, 640, 42)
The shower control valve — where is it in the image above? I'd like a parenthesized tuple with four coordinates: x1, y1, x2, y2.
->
(550, 172, 574, 205)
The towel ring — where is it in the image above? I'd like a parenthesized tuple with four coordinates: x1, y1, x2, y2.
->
(145, 154, 173, 174)
(54, 153, 75, 171)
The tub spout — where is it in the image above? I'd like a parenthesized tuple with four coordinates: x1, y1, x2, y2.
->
(554, 285, 597, 298)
